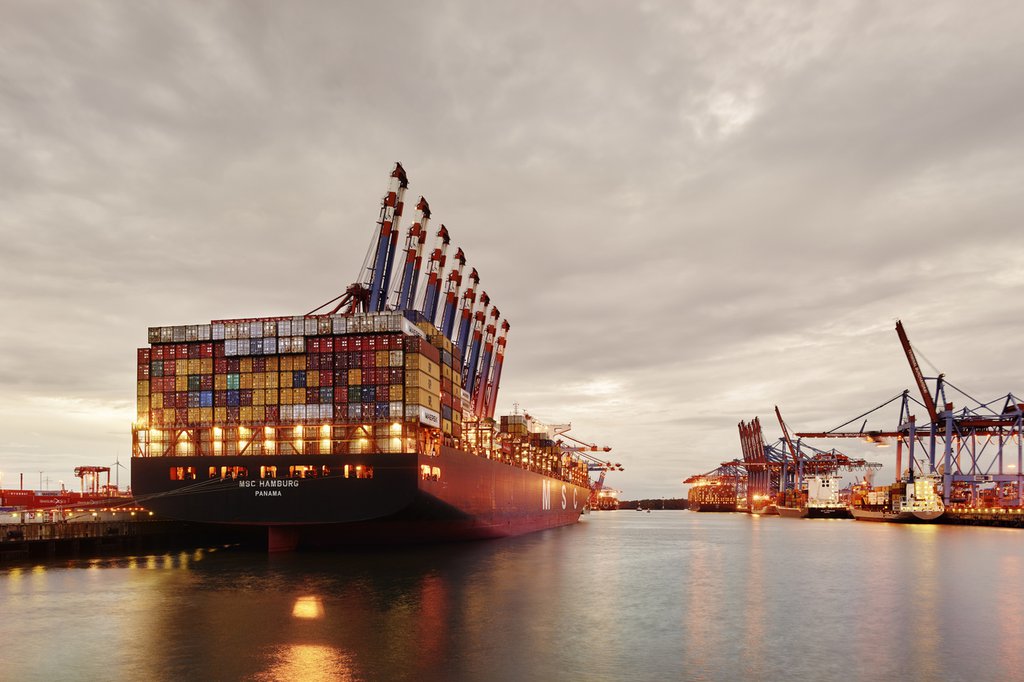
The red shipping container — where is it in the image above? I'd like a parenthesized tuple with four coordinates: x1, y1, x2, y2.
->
(308, 354, 321, 370)
(306, 387, 319, 404)
(188, 343, 200, 360)
(227, 358, 240, 373)
(310, 338, 321, 353)
(175, 393, 187, 408)
(138, 365, 150, 380)
(152, 346, 165, 360)
(266, 405, 279, 422)
(199, 342, 214, 358)
(163, 360, 176, 376)
(175, 407, 188, 424)
(322, 338, 334, 353)
(351, 337, 364, 351)
(334, 387, 348, 404)
(253, 357, 267, 373)
(334, 370, 348, 386)
(320, 371, 334, 387)
(200, 375, 213, 390)
(215, 358, 228, 374)
(176, 343, 189, 358)
(214, 342, 226, 358)
(215, 392, 227, 407)
(362, 351, 375, 368)
(226, 407, 239, 424)
(336, 337, 349, 351)
(241, 389, 253, 406)
(138, 348, 151, 363)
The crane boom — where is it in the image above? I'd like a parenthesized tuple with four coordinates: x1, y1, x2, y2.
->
(896, 320, 939, 424)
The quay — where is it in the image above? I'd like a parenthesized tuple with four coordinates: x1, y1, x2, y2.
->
(0, 516, 241, 561)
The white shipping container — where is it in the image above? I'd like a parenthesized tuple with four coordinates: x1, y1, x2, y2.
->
(264, 337, 277, 354)
(160, 327, 174, 343)
(212, 323, 225, 340)
(225, 323, 238, 340)
(292, 316, 306, 337)
(278, 337, 291, 353)
(249, 321, 261, 338)
(237, 322, 250, 340)
(401, 318, 427, 339)
(172, 326, 186, 342)
(304, 318, 318, 335)
(278, 319, 291, 336)
(225, 339, 238, 356)
(148, 327, 161, 344)
(280, 404, 293, 421)
(294, 404, 307, 421)
(198, 324, 211, 341)
(262, 320, 277, 337)
(390, 401, 404, 418)
(319, 404, 333, 420)
(332, 316, 347, 334)
(185, 325, 198, 342)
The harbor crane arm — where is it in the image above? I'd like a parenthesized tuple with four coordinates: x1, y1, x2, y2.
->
(775, 405, 800, 465)
(896, 320, 939, 424)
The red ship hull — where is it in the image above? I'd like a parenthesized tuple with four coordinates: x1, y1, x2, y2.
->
(132, 444, 589, 550)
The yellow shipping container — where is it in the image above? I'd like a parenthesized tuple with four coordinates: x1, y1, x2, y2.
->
(376, 351, 390, 367)
(188, 408, 200, 424)
(137, 397, 150, 416)
(405, 355, 440, 380)
(405, 370, 438, 393)
(280, 371, 292, 388)
(406, 386, 440, 411)
(292, 388, 305, 404)
(200, 358, 213, 374)
(264, 388, 278, 405)
(175, 376, 188, 392)
(215, 407, 227, 423)
(266, 356, 279, 372)
(308, 371, 319, 388)
(240, 373, 253, 389)
(187, 359, 201, 375)
(441, 418, 452, 435)
(240, 406, 253, 422)
(452, 410, 462, 424)
(389, 385, 404, 402)
(253, 373, 266, 389)
(265, 372, 278, 389)
(348, 368, 361, 385)
(253, 406, 265, 422)
(200, 407, 213, 424)
(215, 375, 227, 390)
(442, 364, 452, 381)
(293, 355, 306, 371)
(240, 357, 253, 373)
(254, 390, 265, 406)
(137, 380, 149, 396)
(281, 356, 293, 371)
(281, 389, 293, 405)
(164, 408, 176, 424)
(151, 393, 164, 409)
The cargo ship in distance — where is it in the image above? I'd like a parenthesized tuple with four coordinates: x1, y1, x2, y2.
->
(849, 474, 945, 523)
(130, 163, 608, 551)
(776, 474, 852, 519)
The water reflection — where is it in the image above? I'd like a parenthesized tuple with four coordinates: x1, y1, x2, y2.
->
(4, 516, 1024, 681)
(253, 644, 356, 682)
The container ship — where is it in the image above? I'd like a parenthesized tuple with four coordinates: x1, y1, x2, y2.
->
(130, 163, 603, 551)
(776, 474, 852, 519)
(849, 474, 945, 523)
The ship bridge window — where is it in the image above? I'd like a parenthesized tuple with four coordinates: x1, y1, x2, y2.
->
(260, 465, 278, 479)
(420, 465, 441, 481)
(170, 466, 197, 481)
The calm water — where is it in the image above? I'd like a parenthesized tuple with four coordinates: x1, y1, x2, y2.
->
(1, 512, 1020, 681)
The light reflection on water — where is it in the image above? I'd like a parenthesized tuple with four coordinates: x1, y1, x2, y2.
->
(1, 514, 1022, 681)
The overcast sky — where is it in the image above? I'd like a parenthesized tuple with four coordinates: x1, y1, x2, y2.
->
(2, 1, 1023, 497)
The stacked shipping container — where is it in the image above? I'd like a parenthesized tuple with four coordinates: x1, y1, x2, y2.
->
(134, 312, 590, 487)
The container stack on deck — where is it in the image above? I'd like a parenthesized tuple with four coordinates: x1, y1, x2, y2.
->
(134, 312, 592, 487)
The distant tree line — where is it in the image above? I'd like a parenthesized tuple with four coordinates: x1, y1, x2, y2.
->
(618, 498, 689, 510)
